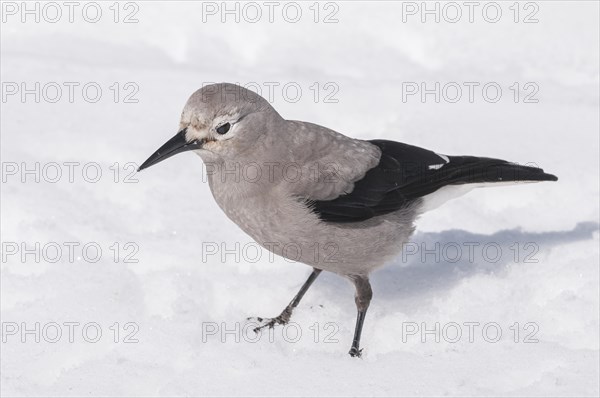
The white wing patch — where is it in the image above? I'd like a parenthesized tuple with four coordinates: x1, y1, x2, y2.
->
(436, 153, 450, 163)
(428, 153, 450, 170)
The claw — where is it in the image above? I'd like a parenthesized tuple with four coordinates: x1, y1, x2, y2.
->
(247, 307, 293, 333)
(246, 311, 291, 334)
(348, 347, 363, 358)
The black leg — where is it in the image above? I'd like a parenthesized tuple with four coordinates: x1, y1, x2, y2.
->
(348, 275, 372, 358)
(288, 268, 322, 309)
(250, 268, 322, 332)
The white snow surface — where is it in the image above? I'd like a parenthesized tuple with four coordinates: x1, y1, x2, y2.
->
(1, 2, 599, 397)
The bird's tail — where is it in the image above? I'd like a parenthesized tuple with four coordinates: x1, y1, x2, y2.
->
(416, 156, 557, 212)
(438, 156, 558, 185)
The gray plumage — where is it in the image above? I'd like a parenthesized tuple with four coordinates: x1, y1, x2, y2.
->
(139, 83, 557, 357)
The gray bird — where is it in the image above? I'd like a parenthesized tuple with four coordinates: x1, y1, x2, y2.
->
(139, 83, 557, 357)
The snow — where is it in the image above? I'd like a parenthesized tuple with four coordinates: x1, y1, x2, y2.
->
(1, 1, 598, 397)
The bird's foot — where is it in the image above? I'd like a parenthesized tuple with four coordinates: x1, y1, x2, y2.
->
(348, 346, 363, 358)
(247, 307, 292, 333)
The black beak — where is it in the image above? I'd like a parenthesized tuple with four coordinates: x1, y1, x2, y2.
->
(138, 128, 203, 171)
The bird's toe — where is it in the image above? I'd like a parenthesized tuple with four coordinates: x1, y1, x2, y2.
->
(348, 347, 363, 358)
(247, 316, 286, 333)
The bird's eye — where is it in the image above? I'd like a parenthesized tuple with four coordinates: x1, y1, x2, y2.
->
(216, 122, 231, 135)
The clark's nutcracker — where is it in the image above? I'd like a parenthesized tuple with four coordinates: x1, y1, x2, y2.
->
(139, 83, 557, 357)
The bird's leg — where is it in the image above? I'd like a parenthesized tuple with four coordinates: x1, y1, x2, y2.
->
(348, 275, 373, 358)
(249, 268, 322, 333)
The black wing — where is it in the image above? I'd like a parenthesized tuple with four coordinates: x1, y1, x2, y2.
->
(309, 139, 557, 223)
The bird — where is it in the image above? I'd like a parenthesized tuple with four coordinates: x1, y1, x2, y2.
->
(138, 83, 557, 358)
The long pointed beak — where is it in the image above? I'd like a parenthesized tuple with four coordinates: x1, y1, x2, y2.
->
(138, 128, 203, 172)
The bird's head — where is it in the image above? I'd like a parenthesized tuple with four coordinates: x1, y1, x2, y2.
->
(138, 83, 282, 171)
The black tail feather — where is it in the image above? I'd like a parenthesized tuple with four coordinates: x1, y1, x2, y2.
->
(442, 156, 558, 185)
